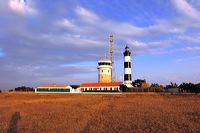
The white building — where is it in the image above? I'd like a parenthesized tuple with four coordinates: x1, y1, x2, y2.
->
(35, 84, 73, 93)
(80, 82, 122, 92)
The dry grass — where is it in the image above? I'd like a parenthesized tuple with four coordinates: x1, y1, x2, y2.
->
(0, 92, 200, 133)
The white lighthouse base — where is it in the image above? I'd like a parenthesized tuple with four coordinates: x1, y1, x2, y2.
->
(123, 81, 133, 88)
(124, 84, 133, 88)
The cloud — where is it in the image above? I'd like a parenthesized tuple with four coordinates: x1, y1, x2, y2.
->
(72, 6, 184, 39)
(75, 6, 100, 23)
(126, 38, 176, 55)
(56, 18, 76, 29)
(125, 32, 200, 55)
(171, 0, 200, 20)
(72, 6, 200, 38)
(176, 55, 200, 62)
(52, 5, 200, 53)
(152, 45, 200, 55)
(179, 46, 200, 52)
(8, 0, 37, 15)
(40, 33, 104, 48)
(176, 34, 200, 43)
(0, 63, 97, 89)
(145, 19, 186, 34)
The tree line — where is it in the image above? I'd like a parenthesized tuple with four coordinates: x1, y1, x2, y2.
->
(14, 86, 34, 92)
(122, 81, 200, 93)
(121, 83, 165, 92)
(2, 82, 200, 93)
(165, 82, 200, 93)
(178, 83, 200, 93)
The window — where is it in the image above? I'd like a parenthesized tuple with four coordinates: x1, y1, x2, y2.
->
(98, 62, 111, 66)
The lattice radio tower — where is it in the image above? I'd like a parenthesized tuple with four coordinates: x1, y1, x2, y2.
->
(109, 33, 116, 81)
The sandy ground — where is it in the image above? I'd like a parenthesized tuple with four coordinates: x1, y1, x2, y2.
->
(0, 92, 200, 133)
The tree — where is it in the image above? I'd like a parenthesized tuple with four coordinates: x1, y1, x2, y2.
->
(179, 82, 199, 93)
(120, 84, 128, 92)
(165, 82, 178, 89)
(15, 86, 34, 92)
(195, 84, 200, 93)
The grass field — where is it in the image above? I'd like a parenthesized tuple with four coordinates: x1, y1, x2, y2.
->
(0, 92, 200, 133)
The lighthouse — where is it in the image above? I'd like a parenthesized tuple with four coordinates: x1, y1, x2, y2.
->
(123, 46, 133, 87)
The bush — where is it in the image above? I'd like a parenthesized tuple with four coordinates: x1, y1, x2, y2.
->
(149, 86, 165, 92)
(15, 86, 34, 92)
(122, 86, 165, 92)
(9, 89, 13, 92)
(120, 84, 128, 92)
(0, 90, 2, 93)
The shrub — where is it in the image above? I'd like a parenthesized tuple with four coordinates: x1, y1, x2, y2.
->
(150, 86, 165, 92)
(15, 86, 34, 92)
(9, 89, 13, 92)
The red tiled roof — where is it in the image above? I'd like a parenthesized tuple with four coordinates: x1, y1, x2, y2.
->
(38, 84, 69, 88)
(80, 82, 123, 87)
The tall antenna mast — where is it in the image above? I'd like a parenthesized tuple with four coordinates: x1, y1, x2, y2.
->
(109, 33, 116, 81)
(109, 33, 113, 64)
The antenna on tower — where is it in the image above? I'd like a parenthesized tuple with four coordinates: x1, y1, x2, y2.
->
(109, 33, 113, 63)
(109, 33, 116, 81)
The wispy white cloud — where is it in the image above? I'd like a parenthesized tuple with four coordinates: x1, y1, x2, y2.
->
(152, 46, 200, 55)
(51, 5, 200, 55)
(171, 0, 200, 20)
(126, 33, 200, 55)
(72, 6, 195, 38)
(176, 55, 200, 62)
(145, 19, 186, 34)
(8, 0, 37, 15)
(40, 33, 104, 47)
(75, 6, 100, 24)
(178, 46, 200, 52)
(56, 18, 76, 29)
(177, 34, 200, 43)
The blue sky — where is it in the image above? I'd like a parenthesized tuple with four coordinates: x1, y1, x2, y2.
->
(0, 0, 200, 89)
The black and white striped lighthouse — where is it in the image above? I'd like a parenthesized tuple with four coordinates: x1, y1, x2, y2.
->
(123, 46, 133, 87)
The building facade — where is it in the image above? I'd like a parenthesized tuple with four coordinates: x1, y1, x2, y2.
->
(98, 59, 112, 83)
(80, 82, 122, 92)
(35, 84, 73, 93)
